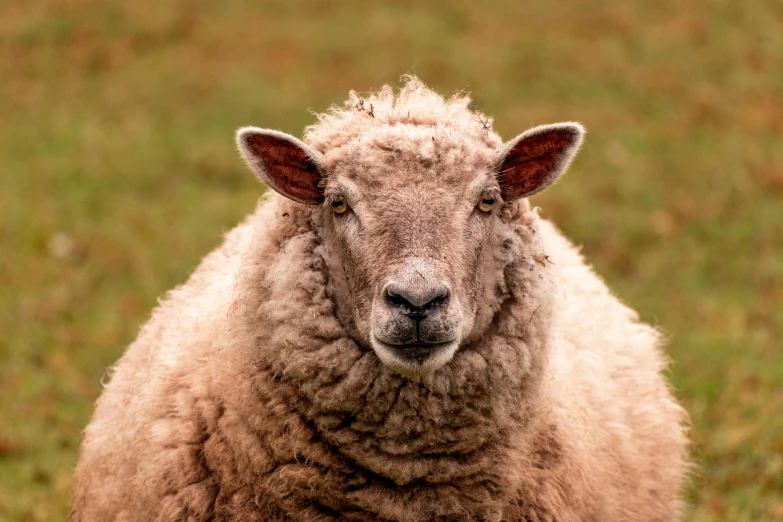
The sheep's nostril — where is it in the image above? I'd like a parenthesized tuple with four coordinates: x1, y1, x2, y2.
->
(385, 290, 410, 309)
(385, 284, 449, 319)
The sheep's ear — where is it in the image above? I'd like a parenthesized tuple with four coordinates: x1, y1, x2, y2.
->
(496, 122, 584, 200)
(236, 127, 326, 205)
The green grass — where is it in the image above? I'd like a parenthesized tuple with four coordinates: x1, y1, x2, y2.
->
(1, 1, 781, 520)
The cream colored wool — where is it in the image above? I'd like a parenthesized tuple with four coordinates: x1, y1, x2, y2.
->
(70, 77, 689, 521)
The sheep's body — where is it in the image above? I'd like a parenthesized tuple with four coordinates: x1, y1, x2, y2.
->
(71, 80, 688, 521)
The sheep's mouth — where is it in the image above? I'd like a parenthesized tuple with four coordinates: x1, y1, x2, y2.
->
(370, 337, 459, 377)
(383, 341, 453, 363)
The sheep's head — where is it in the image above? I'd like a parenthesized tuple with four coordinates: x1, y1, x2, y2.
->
(237, 90, 583, 378)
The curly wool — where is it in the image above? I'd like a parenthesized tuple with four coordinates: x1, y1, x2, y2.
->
(70, 79, 689, 522)
(245, 199, 555, 520)
(304, 76, 502, 155)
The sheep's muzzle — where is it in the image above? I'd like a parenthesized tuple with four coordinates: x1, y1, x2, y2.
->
(369, 258, 464, 377)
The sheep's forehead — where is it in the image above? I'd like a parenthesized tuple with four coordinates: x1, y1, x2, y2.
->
(324, 124, 500, 194)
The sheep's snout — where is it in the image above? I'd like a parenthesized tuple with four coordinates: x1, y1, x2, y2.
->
(384, 281, 450, 320)
(370, 264, 462, 377)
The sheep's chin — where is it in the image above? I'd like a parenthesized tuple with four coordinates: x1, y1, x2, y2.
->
(370, 337, 459, 377)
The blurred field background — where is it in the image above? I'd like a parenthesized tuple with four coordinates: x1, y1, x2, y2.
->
(1, 1, 781, 520)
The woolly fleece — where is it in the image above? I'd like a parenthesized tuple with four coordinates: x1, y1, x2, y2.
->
(70, 78, 689, 521)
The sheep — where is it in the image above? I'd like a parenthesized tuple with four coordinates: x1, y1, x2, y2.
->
(70, 76, 689, 522)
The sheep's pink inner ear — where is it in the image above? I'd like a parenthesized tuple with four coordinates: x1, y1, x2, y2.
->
(237, 128, 325, 205)
(497, 123, 584, 200)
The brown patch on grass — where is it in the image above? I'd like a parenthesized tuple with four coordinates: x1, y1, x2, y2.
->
(748, 159, 783, 195)
(650, 209, 677, 238)
(0, 434, 19, 457)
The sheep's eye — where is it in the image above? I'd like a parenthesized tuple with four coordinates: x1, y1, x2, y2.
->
(331, 197, 349, 215)
(478, 196, 496, 213)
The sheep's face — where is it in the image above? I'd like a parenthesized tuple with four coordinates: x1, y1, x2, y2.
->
(237, 122, 583, 377)
(320, 149, 499, 377)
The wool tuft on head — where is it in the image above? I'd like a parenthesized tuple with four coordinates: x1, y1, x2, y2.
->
(71, 76, 689, 522)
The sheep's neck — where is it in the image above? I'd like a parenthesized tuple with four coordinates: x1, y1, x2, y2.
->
(242, 203, 555, 520)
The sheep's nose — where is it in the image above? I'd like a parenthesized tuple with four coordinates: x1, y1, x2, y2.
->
(384, 283, 449, 320)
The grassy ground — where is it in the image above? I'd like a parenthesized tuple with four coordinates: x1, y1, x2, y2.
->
(1, 1, 781, 520)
